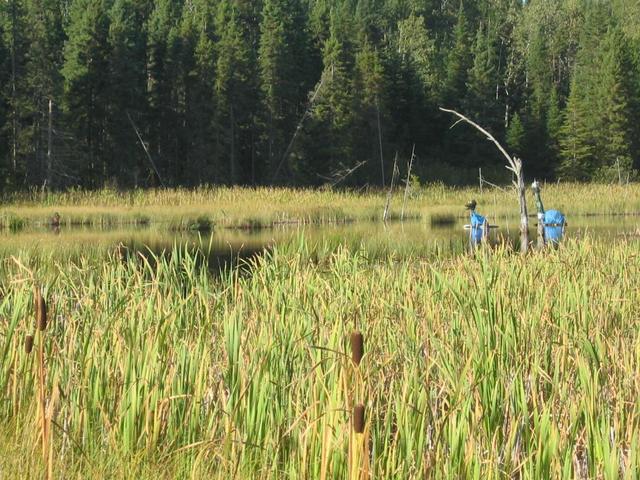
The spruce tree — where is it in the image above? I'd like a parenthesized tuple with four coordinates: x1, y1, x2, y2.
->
(61, 0, 111, 187)
(258, 0, 313, 181)
(0, 21, 8, 187)
(146, 0, 184, 185)
(0, 0, 29, 184)
(303, 19, 354, 184)
(443, 3, 471, 108)
(179, 0, 217, 185)
(214, 0, 255, 184)
(106, 0, 148, 186)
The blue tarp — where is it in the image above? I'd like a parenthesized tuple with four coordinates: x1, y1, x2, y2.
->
(544, 209, 566, 243)
(469, 212, 488, 244)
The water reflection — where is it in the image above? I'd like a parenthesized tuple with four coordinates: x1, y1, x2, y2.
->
(0, 215, 638, 269)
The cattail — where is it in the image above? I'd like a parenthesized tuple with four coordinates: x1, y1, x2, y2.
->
(35, 287, 47, 331)
(353, 403, 365, 434)
(350, 331, 364, 366)
(25, 335, 34, 354)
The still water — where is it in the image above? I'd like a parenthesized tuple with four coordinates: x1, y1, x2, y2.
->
(1, 215, 638, 266)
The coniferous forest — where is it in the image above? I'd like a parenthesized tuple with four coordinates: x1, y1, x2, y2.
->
(0, 0, 639, 190)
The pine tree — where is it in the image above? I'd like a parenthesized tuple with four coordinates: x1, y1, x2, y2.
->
(559, 7, 635, 181)
(0, 21, 8, 187)
(397, 13, 436, 99)
(352, 38, 386, 184)
(258, 0, 313, 181)
(214, 0, 255, 184)
(302, 19, 354, 184)
(443, 3, 471, 108)
(0, 0, 29, 184)
(558, 76, 596, 180)
(179, 0, 217, 185)
(146, 0, 184, 185)
(106, 0, 148, 186)
(61, 0, 111, 187)
(506, 112, 524, 157)
(595, 27, 634, 179)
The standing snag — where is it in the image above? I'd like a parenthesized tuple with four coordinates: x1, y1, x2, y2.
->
(439, 107, 530, 253)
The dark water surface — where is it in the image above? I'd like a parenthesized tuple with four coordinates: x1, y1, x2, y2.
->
(1, 214, 638, 269)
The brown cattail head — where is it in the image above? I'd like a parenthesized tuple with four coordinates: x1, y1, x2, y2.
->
(25, 335, 34, 354)
(35, 287, 47, 331)
(353, 403, 365, 434)
(350, 331, 364, 366)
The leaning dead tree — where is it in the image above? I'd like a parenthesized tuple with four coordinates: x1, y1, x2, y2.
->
(439, 107, 529, 253)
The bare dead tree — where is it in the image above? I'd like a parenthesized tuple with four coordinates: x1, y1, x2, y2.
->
(272, 72, 328, 184)
(127, 111, 165, 188)
(401, 144, 416, 222)
(376, 97, 385, 188)
(383, 153, 399, 223)
(439, 107, 529, 253)
(317, 160, 367, 188)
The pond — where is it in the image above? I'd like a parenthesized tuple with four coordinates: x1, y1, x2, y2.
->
(1, 214, 638, 269)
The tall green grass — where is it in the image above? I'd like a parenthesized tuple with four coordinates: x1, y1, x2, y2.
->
(0, 237, 639, 478)
(1, 183, 639, 229)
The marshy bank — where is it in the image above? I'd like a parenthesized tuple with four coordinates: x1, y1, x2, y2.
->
(1, 184, 640, 231)
(0, 237, 639, 478)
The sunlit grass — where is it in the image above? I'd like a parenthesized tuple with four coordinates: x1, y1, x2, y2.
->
(1, 183, 639, 230)
(1, 236, 639, 478)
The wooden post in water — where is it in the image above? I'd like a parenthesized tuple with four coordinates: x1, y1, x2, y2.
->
(532, 180, 546, 249)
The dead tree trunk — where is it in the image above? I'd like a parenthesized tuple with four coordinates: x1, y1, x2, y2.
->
(401, 144, 416, 222)
(439, 107, 529, 253)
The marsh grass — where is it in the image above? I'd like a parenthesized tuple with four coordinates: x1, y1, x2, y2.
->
(0, 235, 639, 478)
(1, 184, 639, 230)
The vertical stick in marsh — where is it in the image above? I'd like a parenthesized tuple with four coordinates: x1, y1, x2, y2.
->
(382, 153, 399, 223)
(532, 180, 546, 249)
(350, 332, 364, 366)
(401, 145, 416, 222)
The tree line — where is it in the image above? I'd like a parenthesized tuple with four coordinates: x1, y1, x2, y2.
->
(1, 0, 639, 190)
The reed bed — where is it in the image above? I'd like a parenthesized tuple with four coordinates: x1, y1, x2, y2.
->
(0, 237, 639, 478)
(1, 183, 639, 230)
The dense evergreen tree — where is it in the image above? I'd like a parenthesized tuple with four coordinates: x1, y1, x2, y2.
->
(106, 0, 149, 187)
(1, 0, 639, 190)
(0, 20, 8, 185)
(61, 0, 112, 187)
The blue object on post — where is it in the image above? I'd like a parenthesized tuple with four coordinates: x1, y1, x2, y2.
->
(543, 210, 566, 244)
(470, 211, 488, 244)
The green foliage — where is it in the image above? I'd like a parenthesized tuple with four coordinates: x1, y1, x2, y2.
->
(559, 7, 637, 181)
(1, 236, 640, 476)
(506, 113, 524, 157)
(0, 0, 639, 189)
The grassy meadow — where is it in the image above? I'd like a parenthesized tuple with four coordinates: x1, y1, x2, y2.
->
(0, 235, 639, 478)
(1, 183, 640, 230)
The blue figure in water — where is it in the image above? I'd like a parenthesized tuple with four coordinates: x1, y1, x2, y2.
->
(465, 199, 488, 245)
(532, 181, 566, 245)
